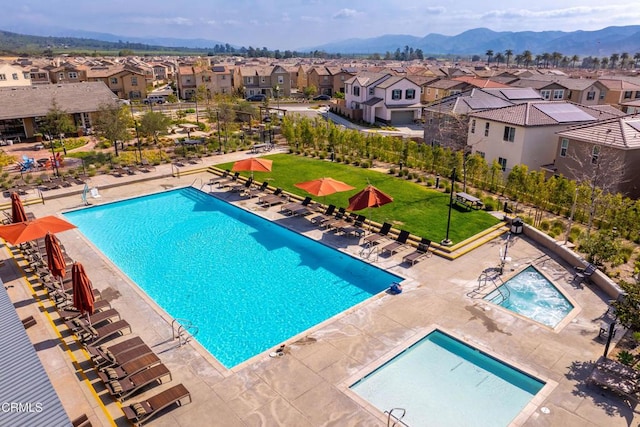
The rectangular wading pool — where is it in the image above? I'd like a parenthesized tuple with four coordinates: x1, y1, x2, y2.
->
(349, 330, 546, 427)
(64, 187, 401, 368)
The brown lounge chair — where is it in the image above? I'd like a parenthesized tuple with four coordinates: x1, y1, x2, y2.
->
(78, 319, 132, 346)
(94, 343, 154, 369)
(58, 299, 112, 319)
(105, 363, 172, 401)
(122, 383, 192, 426)
(21, 315, 37, 329)
(64, 309, 121, 332)
(588, 366, 639, 403)
(71, 413, 92, 427)
(362, 222, 392, 247)
(402, 238, 432, 266)
(380, 230, 411, 256)
(87, 336, 147, 365)
(259, 188, 288, 207)
(280, 196, 313, 216)
(98, 353, 162, 382)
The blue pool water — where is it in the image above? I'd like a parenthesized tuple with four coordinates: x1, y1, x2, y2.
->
(484, 266, 573, 328)
(350, 330, 545, 427)
(64, 187, 400, 368)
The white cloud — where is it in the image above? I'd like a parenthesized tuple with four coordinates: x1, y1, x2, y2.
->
(300, 15, 323, 23)
(425, 7, 446, 15)
(482, 6, 620, 20)
(333, 8, 358, 20)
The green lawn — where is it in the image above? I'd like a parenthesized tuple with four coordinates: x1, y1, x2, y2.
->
(217, 154, 500, 244)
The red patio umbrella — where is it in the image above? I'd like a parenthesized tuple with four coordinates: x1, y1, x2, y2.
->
(45, 232, 67, 280)
(232, 157, 273, 179)
(347, 185, 394, 223)
(10, 192, 27, 223)
(72, 262, 94, 316)
(0, 215, 76, 245)
(295, 177, 355, 197)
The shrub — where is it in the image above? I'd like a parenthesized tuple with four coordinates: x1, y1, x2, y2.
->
(539, 220, 551, 231)
(185, 108, 196, 113)
(483, 198, 497, 211)
(617, 350, 635, 366)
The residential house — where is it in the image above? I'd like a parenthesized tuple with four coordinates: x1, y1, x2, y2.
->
(295, 64, 312, 90)
(0, 82, 119, 140)
(422, 79, 470, 103)
(28, 67, 51, 85)
(510, 78, 570, 101)
(307, 66, 333, 96)
(47, 62, 88, 84)
(554, 116, 640, 198)
(558, 78, 605, 106)
(211, 65, 234, 95)
(176, 65, 196, 100)
(343, 72, 422, 124)
(86, 65, 146, 100)
(467, 101, 625, 173)
(0, 63, 31, 87)
(236, 65, 291, 99)
(597, 79, 640, 109)
(326, 66, 356, 95)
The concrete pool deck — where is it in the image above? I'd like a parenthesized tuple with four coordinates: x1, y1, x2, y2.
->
(1, 151, 636, 426)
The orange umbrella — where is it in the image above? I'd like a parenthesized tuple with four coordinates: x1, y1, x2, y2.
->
(232, 157, 273, 179)
(295, 177, 355, 197)
(348, 185, 393, 224)
(72, 262, 94, 316)
(0, 215, 76, 245)
(10, 192, 27, 223)
(45, 232, 67, 280)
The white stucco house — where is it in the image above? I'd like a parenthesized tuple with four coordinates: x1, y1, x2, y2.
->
(0, 62, 31, 87)
(344, 72, 422, 125)
(466, 101, 626, 173)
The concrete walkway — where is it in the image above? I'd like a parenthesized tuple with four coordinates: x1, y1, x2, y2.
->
(1, 149, 635, 426)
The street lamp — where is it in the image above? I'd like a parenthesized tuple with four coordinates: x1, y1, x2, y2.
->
(216, 110, 222, 153)
(48, 132, 59, 177)
(134, 120, 142, 163)
(275, 84, 280, 110)
(441, 167, 456, 246)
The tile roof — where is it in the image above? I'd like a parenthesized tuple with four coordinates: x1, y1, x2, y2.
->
(0, 82, 119, 121)
(557, 116, 640, 149)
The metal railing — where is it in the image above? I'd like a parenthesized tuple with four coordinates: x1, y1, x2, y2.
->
(171, 318, 199, 347)
(385, 408, 409, 427)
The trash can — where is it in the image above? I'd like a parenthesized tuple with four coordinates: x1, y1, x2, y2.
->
(511, 218, 524, 234)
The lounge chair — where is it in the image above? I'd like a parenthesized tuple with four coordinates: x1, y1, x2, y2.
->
(280, 196, 312, 216)
(96, 343, 155, 369)
(105, 363, 172, 401)
(595, 356, 640, 380)
(362, 222, 392, 247)
(310, 205, 336, 225)
(229, 177, 253, 193)
(588, 366, 639, 403)
(87, 336, 147, 364)
(402, 238, 432, 266)
(71, 414, 92, 427)
(574, 262, 597, 284)
(340, 215, 367, 238)
(21, 315, 37, 329)
(63, 308, 121, 331)
(58, 299, 112, 319)
(217, 172, 240, 188)
(78, 319, 132, 346)
(97, 352, 162, 382)
(122, 383, 191, 426)
(259, 188, 288, 207)
(243, 181, 268, 198)
(325, 208, 350, 231)
(380, 230, 411, 256)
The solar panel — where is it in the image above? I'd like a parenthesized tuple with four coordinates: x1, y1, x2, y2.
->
(466, 97, 510, 110)
(499, 88, 542, 100)
(536, 103, 596, 123)
(628, 121, 640, 132)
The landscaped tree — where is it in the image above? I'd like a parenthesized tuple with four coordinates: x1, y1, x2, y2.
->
(504, 49, 513, 68)
(522, 50, 533, 67)
(92, 103, 132, 157)
(138, 111, 171, 145)
(571, 55, 580, 68)
(612, 280, 640, 331)
(485, 49, 494, 65)
(303, 85, 317, 99)
(39, 100, 76, 142)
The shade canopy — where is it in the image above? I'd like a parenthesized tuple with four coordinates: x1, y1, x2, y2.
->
(10, 192, 27, 223)
(45, 232, 67, 279)
(347, 185, 394, 211)
(232, 158, 273, 173)
(0, 216, 77, 245)
(294, 177, 355, 197)
(72, 262, 94, 316)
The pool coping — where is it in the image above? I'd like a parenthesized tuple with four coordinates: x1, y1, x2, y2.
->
(338, 324, 558, 427)
(477, 263, 582, 333)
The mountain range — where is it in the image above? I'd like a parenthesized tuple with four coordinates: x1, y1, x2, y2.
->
(1, 25, 639, 57)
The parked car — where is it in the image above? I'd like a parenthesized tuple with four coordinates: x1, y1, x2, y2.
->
(143, 95, 166, 104)
(313, 95, 331, 101)
(246, 94, 266, 102)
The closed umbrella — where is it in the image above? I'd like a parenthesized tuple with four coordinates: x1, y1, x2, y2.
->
(0, 215, 76, 245)
(232, 157, 273, 179)
(10, 192, 27, 223)
(295, 177, 355, 197)
(72, 262, 94, 317)
(45, 232, 67, 281)
(347, 185, 393, 224)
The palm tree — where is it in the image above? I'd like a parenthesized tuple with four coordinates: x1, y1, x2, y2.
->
(515, 54, 523, 67)
(522, 50, 533, 68)
(592, 57, 601, 70)
(542, 53, 551, 68)
(634, 52, 640, 69)
(485, 49, 494, 65)
(535, 54, 543, 67)
(494, 52, 504, 66)
(552, 52, 563, 68)
(601, 57, 609, 69)
(571, 55, 580, 68)
(621, 52, 630, 69)
(609, 53, 619, 69)
(505, 49, 513, 68)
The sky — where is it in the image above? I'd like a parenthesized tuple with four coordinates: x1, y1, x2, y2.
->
(2, 1, 640, 50)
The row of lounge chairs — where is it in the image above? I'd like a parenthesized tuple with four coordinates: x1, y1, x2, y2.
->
(363, 222, 433, 266)
(16, 234, 191, 425)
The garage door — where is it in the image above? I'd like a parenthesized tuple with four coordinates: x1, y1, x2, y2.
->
(390, 111, 415, 124)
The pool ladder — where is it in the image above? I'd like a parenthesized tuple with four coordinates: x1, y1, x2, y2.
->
(385, 408, 409, 426)
(487, 275, 510, 305)
(171, 318, 199, 347)
(360, 244, 379, 261)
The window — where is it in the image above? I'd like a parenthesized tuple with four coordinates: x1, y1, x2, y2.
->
(323, 76, 328, 81)
(110, 77, 118, 84)
(635, 91, 640, 99)
(12, 73, 18, 80)
(368, 87, 375, 95)
(540, 90, 551, 100)
(560, 139, 569, 157)
(340, 75, 345, 81)
(0, 74, 6, 81)
(498, 157, 507, 171)
(260, 77, 266, 83)
(476, 151, 485, 158)
(131, 76, 138, 86)
(392, 89, 402, 100)
(58, 72, 65, 80)
(278, 75, 284, 84)
(68, 72, 78, 79)
(23, 72, 29, 79)
(426, 88, 431, 95)
(503, 126, 515, 142)
(405, 89, 415, 100)
(624, 91, 632, 99)
(591, 146, 600, 164)
(586, 91, 596, 101)
(484, 122, 490, 137)
(553, 89, 564, 100)
(599, 92, 605, 100)
(222, 75, 226, 80)
(245, 76, 253, 84)
(470, 119, 476, 134)
(353, 86, 360, 96)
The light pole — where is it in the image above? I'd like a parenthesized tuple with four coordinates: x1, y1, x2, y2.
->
(275, 84, 280, 110)
(48, 132, 59, 177)
(134, 120, 142, 163)
(441, 167, 456, 246)
(216, 111, 222, 153)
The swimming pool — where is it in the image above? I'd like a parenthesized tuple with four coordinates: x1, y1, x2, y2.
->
(64, 187, 400, 368)
(349, 329, 545, 427)
(484, 266, 573, 328)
